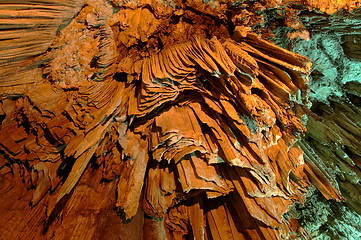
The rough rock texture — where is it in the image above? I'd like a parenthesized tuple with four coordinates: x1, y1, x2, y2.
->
(0, 0, 360, 239)
(263, 4, 361, 239)
(284, 8, 361, 239)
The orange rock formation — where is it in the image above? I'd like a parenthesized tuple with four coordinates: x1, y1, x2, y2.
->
(0, 0, 359, 239)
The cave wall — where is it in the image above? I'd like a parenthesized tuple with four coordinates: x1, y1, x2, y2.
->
(268, 6, 361, 240)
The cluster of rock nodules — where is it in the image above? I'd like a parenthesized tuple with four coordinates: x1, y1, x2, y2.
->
(0, 0, 351, 239)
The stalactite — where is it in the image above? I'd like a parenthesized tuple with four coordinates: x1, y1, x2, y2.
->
(0, 0, 360, 239)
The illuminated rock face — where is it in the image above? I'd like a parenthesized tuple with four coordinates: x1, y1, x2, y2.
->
(0, 0, 359, 239)
(283, 8, 361, 238)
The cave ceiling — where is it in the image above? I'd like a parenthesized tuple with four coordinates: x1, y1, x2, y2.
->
(0, 0, 360, 239)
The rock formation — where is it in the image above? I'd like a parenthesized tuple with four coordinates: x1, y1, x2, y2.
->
(0, 0, 360, 239)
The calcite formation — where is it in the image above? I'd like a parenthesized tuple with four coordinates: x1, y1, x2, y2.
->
(282, 8, 361, 238)
(0, 0, 359, 239)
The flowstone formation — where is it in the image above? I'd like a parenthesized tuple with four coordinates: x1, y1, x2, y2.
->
(270, 7, 361, 239)
(0, 0, 360, 239)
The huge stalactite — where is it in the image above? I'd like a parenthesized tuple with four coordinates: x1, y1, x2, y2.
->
(0, 0, 360, 239)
